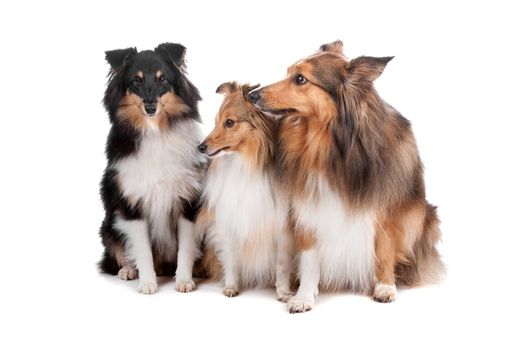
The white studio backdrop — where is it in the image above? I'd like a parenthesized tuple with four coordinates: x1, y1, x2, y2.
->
(0, 0, 523, 349)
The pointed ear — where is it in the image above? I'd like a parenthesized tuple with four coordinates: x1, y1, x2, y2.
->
(346, 56, 394, 82)
(105, 47, 137, 72)
(319, 40, 344, 54)
(216, 81, 240, 95)
(155, 43, 186, 68)
(241, 84, 260, 101)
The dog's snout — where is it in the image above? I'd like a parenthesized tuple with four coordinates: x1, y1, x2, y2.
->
(197, 142, 208, 153)
(248, 89, 261, 103)
(144, 103, 157, 115)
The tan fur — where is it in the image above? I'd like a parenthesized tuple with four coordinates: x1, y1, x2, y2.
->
(255, 41, 444, 290)
(117, 91, 190, 132)
(198, 245, 223, 281)
(113, 241, 128, 267)
(196, 82, 294, 291)
(203, 83, 273, 171)
(294, 228, 317, 251)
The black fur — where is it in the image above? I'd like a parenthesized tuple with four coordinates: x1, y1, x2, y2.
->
(98, 43, 203, 275)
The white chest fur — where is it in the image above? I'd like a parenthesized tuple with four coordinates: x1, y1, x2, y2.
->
(293, 177, 376, 292)
(204, 154, 286, 285)
(113, 120, 203, 248)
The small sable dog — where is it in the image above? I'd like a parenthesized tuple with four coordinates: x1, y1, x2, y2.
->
(98, 43, 205, 294)
(196, 82, 293, 300)
(249, 41, 444, 313)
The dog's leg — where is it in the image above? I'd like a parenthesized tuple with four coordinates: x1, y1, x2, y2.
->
(115, 217, 157, 294)
(275, 231, 293, 302)
(117, 265, 138, 280)
(174, 216, 197, 293)
(373, 222, 397, 303)
(287, 248, 320, 313)
(220, 237, 240, 297)
(114, 242, 138, 280)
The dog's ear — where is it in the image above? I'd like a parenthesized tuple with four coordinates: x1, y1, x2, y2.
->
(216, 81, 240, 95)
(155, 43, 187, 68)
(241, 84, 260, 101)
(105, 47, 137, 72)
(346, 56, 394, 82)
(319, 40, 344, 54)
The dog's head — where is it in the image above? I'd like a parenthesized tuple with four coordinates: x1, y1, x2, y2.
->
(103, 43, 200, 130)
(249, 40, 393, 124)
(198, 82, 275, 166)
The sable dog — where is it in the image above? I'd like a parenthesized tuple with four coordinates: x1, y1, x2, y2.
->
(249, 41, 444, 313)
(196, 82, 293, 300)
(98, 43, 205, 294)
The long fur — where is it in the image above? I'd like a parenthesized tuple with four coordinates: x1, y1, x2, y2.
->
(98, 43, 205, 293)
(196, 82, 293, 299)
(251, 41, 444, 310)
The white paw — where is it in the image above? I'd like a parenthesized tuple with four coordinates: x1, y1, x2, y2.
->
(175, 279, 196, 293)
(117, 266, 138, 280)
(277, 290, 293, 303)
(223, 286, 239, 298)
(287, 296, 314, 313)
(373, 283, 397, 303)
(138, 281, 158, 294)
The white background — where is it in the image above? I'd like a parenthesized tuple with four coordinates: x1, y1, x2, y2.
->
(1, 0, 523, 349)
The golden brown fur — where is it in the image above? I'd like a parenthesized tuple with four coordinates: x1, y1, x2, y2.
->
(252, 41, 444, 302)
(202, 82, 275, 171)
(117, 90, 190, 132)
(196, 82, 293, 298)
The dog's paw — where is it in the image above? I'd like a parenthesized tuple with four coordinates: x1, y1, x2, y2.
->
(223, 286, 239, 298)
(175, 279, 196, 293)
(287, 296, 314, 313)
(117, 266, 138, 280)
(373, 283, 397, 303)
(277, 290, 293, 303)
(138, 281, 158, 294)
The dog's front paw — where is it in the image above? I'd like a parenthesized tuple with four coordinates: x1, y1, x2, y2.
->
(118, 266, 138, 280)
(277, 289, 293, 303)
(373, 283, 397, 303)
(287, 296, 314, 313)
(223, 286, 239, 298)
(138, 281, 158, 294)
(175, 279, 196, 293)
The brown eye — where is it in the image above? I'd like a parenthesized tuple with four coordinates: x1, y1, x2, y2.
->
(224, 119, 235, 128)
(133, 77, 143, 87)
(295, 74, 307, 85)
(159, 75, 168, 85)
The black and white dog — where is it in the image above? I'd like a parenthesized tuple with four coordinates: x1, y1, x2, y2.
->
(98, 43, 205, 294)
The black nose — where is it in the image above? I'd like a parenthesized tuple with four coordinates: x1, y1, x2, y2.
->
(197, 142, 207, 153)
(248, 89, 261, 103)
(144, 103, 157, 115)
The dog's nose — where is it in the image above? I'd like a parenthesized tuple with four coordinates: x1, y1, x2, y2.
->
(197, 142, 208, 153)
(144, 103, 157, 115)
(248, 89, 261, 103)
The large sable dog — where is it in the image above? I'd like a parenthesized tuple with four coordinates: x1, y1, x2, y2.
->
(98, 43, 205, 294)
(249, 41, 444, 313)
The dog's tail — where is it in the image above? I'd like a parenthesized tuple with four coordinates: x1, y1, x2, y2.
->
(192, 207, 222, 280)
(193, 246, 222, 281)
(396, 203, 446, 286)
(98, 250, 120, 275)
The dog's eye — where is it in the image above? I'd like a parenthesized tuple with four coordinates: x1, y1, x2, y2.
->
(295, 74, 307, 85)
(133, 77, 143, 87)
(224, 119, 235, 128)
(159, 75, 168, 85)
